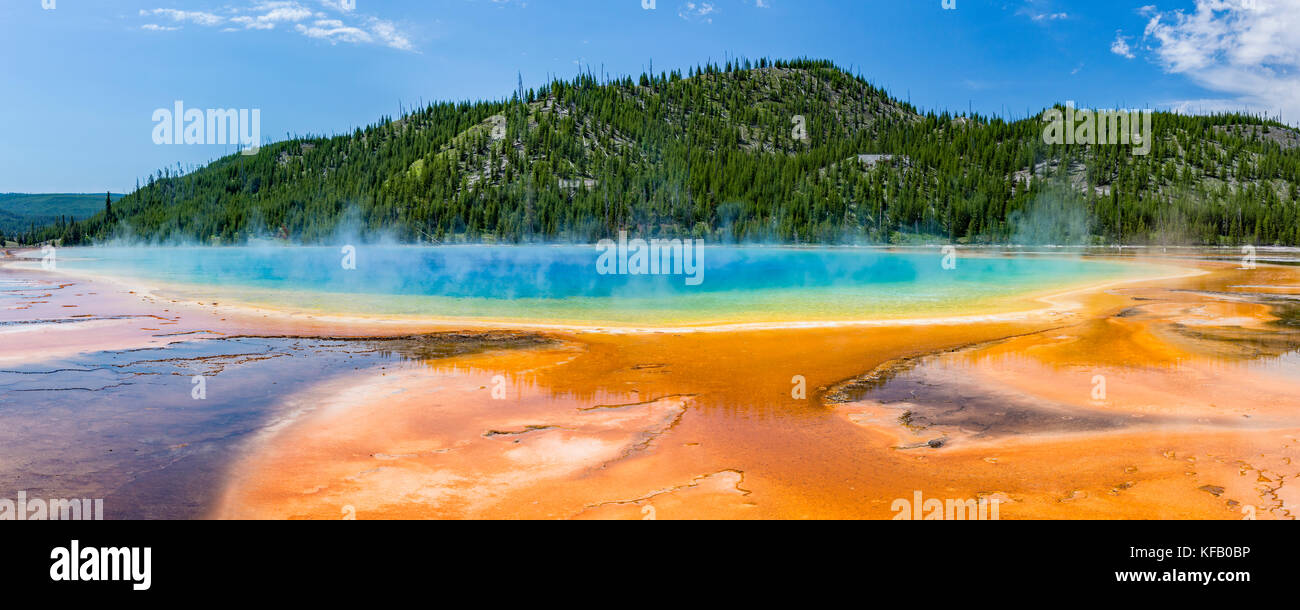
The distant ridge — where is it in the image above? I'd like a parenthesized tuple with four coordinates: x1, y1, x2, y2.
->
(0, 193, 122, 237)
(19, 57, 1300, 247)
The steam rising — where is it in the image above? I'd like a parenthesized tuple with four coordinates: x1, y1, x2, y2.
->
(1009, 188, 1093, 246)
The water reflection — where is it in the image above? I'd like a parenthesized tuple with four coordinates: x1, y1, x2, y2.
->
(0, 332, 559, 519)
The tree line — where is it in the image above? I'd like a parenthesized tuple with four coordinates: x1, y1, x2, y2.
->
(14, 58, 1300, 248)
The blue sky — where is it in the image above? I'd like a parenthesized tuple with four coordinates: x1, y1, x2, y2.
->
(2, 0, 1295, 193)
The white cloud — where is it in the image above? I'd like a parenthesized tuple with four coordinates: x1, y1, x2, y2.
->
(1017, 0, 1069, 24)
(678, 2, 717, 23)
(1111, 31, 1135, 59)
(136, 1, 415, 51)
(366, 18, 413, 52)
(296, 19, 371, 46)
(139, 8, 226, 27)
(1143, 0, 1300, 124)
(240, 1, 315, 29)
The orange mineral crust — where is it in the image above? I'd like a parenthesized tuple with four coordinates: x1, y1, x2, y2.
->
(5, 254, 1298, 520)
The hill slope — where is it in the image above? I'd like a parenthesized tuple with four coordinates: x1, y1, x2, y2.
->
(0, 193, 121, 236)
(21, 58, 1300, 246)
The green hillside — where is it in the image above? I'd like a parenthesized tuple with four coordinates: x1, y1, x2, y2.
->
(0, 193, 121, 237)
(16, 58, 1300, 247)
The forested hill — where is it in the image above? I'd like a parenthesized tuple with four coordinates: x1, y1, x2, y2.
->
(17, 58, 1300, 247)
(0, 193, 122, 236)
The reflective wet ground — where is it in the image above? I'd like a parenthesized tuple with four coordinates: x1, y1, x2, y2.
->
(0, 331, 555, 519)
(3, 247, 1299, 519)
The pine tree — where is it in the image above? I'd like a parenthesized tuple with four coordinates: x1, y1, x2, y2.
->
(23, 60, 1300, 247)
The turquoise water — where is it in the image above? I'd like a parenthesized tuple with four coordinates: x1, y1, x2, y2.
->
(56, 246, 1160, 325)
